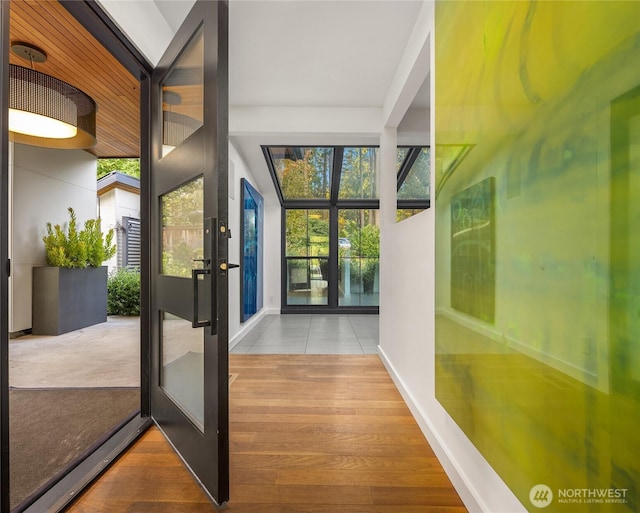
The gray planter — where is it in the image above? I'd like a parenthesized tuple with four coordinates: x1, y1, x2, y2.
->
(32, 266, 108, 335)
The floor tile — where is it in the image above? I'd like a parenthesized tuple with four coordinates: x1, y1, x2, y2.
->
(234, 314, 379, 355)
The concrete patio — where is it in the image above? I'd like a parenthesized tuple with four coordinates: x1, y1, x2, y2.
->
(9, 316, 140, 388)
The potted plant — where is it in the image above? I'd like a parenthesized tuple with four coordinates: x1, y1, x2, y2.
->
(32, 207, 116, 335)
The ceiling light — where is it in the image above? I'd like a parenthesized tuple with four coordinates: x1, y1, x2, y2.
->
(9, 42, 96, 149)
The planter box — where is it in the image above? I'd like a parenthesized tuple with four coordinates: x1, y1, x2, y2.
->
(32, 266, 108, 335)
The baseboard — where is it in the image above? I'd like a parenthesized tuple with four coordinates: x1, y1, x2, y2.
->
(229, 308, 278, 350)
(378, 346, 525, 513)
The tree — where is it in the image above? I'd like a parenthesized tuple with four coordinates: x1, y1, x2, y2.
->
(97, 158, 140, 180)
(279, 148, 331, 199)
(339, 148, 377, 199)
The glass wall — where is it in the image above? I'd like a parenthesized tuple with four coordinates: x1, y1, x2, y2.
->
(285, 209, 329, 305)
(270, 147, 333, 200)
(339, 147, 379, 199)
(338, 209, 380, 306)
(435, 2, 640, 512)
(266, 145, 426, 311)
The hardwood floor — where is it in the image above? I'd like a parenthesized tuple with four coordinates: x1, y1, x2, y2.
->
(66, 355, 467, 513)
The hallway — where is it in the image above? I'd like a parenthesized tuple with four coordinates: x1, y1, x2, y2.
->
(67, 354, 466, 512)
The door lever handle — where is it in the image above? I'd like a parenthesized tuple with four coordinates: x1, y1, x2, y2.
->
(218, 260, 240, 275)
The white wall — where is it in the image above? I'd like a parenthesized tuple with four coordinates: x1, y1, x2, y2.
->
(228, 142, 281, 347)
(9, 143, 98, 333)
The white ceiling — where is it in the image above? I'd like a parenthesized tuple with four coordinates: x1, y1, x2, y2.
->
(99, 0, 430, 203)
(228, 1, 423, 108)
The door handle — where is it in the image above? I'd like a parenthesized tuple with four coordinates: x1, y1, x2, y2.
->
(219, 261, 240, 274)
(192, 266, 211, 328)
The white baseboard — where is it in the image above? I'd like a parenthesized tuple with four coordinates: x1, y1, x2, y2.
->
(229, 308, 278, 350)
(377, 346, 482, 512)
(378, 346, 526, 513)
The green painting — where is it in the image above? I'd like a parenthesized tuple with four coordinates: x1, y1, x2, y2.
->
(435, 2, 640, 512)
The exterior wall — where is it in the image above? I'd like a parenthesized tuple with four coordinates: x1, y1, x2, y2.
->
(9, 143, 98, 333)
(98, 186, 141, 272)
(98, 189, 117, 271)
(228, 141, 281, 348)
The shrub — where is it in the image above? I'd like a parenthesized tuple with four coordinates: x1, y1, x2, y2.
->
(107, 268, 141, 316)
(43, 207, 116, 268)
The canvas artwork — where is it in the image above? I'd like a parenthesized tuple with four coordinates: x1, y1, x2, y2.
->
(240, 179, 264, 322)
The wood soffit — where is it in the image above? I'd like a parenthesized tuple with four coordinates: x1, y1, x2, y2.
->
(9, 0, 141, 158)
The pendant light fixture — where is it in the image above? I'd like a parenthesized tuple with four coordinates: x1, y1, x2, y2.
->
(9, 41, 97, 149)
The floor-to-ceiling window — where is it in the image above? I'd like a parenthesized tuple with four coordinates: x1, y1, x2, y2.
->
(285, 209, 329, 306)
(264, 145, 428, 313)
(338, 208, 379, 307)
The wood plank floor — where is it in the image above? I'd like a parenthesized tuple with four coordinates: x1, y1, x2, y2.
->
(66, 354, 467, 513)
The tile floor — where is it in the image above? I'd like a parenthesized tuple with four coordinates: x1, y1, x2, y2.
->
(230, 314, 379, 354)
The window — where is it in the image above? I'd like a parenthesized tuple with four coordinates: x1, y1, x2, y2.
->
(285, 209, 329, 305)
(263, 145, 427, 310)
(268, 147, 333, 200)
(338, 209, 380, 306)
(397, 146, 430, 221)
(339, 147, 379, 199)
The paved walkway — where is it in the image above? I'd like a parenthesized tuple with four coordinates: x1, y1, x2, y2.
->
(9, 316, 140, 388)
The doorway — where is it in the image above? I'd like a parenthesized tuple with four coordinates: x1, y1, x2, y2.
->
(3, 0, 231, 510)
(4, 1, 147, 510)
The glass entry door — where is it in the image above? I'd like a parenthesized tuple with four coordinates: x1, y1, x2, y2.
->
(150, 0, 229, 505)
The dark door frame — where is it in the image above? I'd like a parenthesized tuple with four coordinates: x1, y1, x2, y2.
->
(149, 0, 230, 503)
(1, 2, 11, 511)
(1, 1, 154, 511)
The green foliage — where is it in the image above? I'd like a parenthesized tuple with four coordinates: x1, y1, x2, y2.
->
(339, 148, 378, 200)
(162, 244, 203, 278)
(338, 210, 380, 294)
(285, 210, 329, 257)
(97, 158, 140, 180)
(43, 207, 117, 268)
(160, 177, 204, 277)
(107, 268, 140, 316)
(279, 148, 331, 199)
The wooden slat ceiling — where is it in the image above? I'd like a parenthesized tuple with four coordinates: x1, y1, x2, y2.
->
(9, 0, 140, 158)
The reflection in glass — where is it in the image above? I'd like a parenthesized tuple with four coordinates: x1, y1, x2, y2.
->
(397, 147, 430, 222)
(162, 27, 204, 157)
(339, 147, 379, 199)
(398, 147, 430, 200)
(269, 147, 333, 199)
(286, 257, 328, 305)
(161, 176, 203, 277)
(338, 209, 380, 306)
(161, 312, 204, 431)
(435, 1, 640, 510)
(450, 177, 495, 322)
(397, 147, 410, 170)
